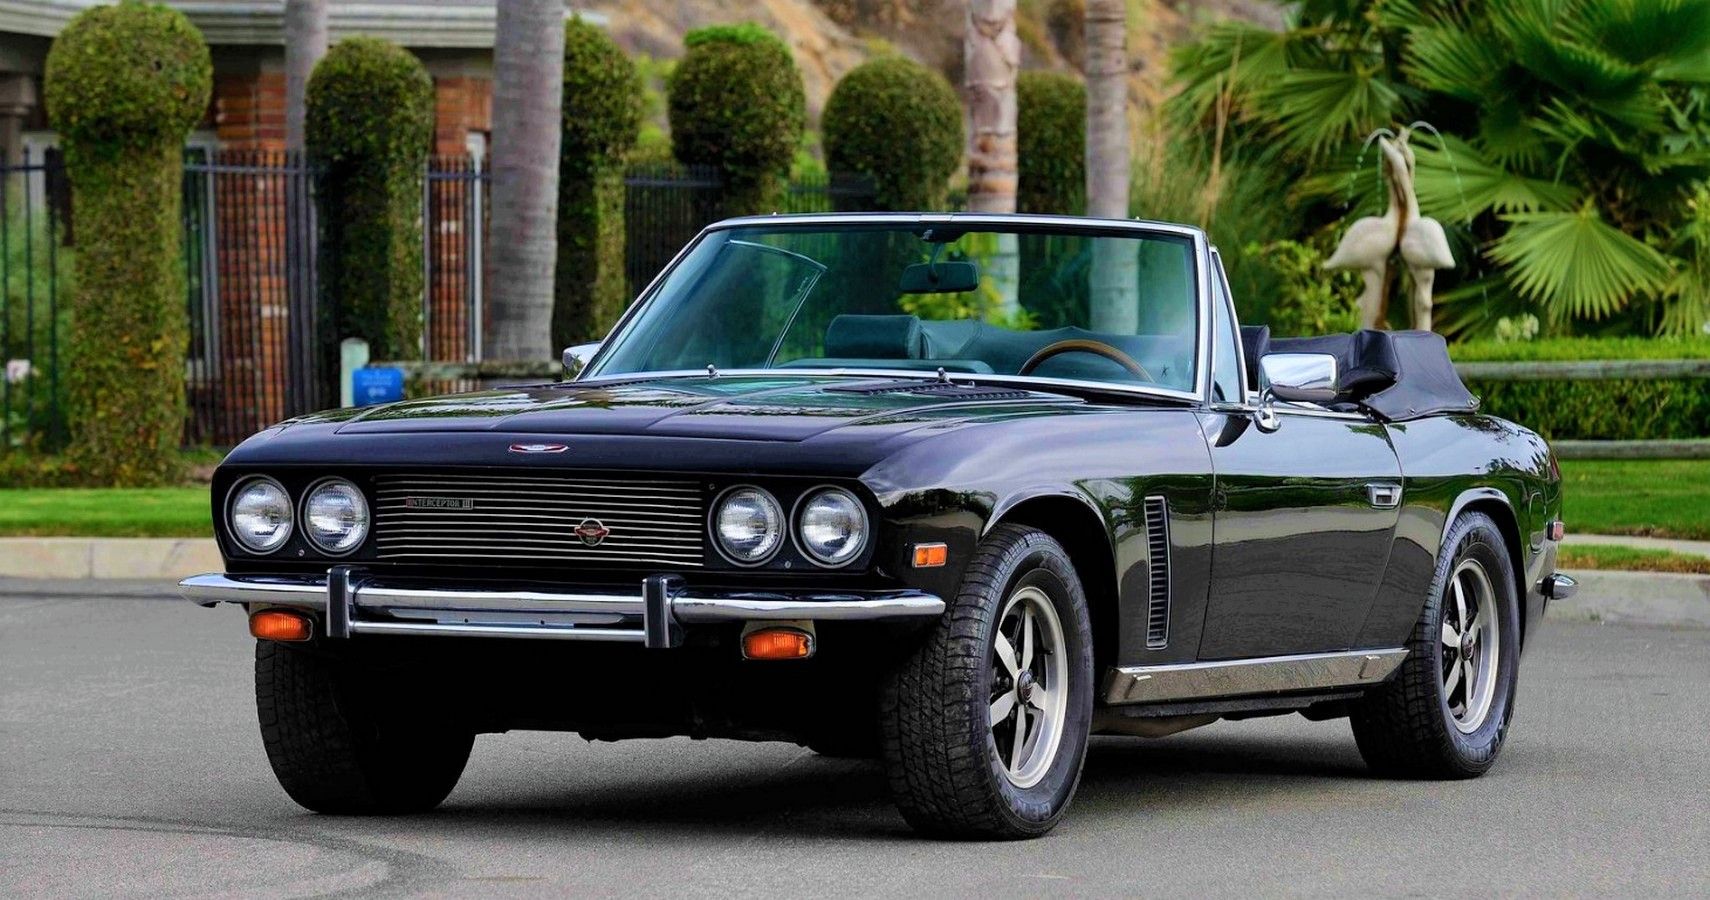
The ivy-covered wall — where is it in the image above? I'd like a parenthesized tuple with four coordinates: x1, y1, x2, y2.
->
(555, 18, 643, 348)
(668, 24, 805, 215)
(305, 37, 433, 375)
(43, 0, 211, 485)
(822, 56, 962, 211)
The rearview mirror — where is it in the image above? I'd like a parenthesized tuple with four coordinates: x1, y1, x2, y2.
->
(1260, 352, 1340, 403)
(898, 261, 980, 294)
(562, 342, 601, 378)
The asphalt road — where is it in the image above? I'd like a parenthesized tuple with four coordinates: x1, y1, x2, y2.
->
(2, 582, 1706, 898)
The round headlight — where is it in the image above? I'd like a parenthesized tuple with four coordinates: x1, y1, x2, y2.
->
(796, 488, 868, 566)
(303, 479, 369, 555)
(714, 487, 784, 565)
(229, 477, 293, 554)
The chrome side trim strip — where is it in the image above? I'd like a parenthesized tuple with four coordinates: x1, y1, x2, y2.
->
(1103, 648, 1409, 705)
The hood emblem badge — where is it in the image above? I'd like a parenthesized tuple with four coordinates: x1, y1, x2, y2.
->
(509, 442, 568, 454)
(404, 496, 474, 510)
(573, 518, 610, 547)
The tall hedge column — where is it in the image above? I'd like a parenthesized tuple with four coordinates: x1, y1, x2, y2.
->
(554, 18, 642, 349)
(823, 57, 962, 211)
(668, 24, 805, 216)
(44, 1, 211, 485)
(305, 38, 433, 382)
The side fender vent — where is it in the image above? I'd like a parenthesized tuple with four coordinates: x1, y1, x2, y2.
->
(1144, 496, 1171, 650)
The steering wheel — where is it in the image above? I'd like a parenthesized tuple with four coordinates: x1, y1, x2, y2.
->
(1018, 339, 1155, 382)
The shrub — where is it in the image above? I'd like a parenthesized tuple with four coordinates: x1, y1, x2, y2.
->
(43, 0, 211, 485)
(1016, 71, 1084, 215)
(306, 37, 433, 375)
(555, 17, 644, 347)
(1245, 238, 1361, 337)
(822, 56, 961, 211)
(668, 23, 805, 215)
(1451, 338, 1710, 441)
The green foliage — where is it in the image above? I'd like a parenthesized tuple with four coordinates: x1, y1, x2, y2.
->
(43, 1, 211, 485)
(1451, 336, 1710, 441)
(556, 18, 644, 347)
(1, 210, 75, 451)
(1016, 71, 1084, 215)
(1245, 238, 1361, 336)
(306, 37, 433, 371)
(668, 23, 806, 214)
(1559, 459, 1710, 541)
(1168, 0, 1710, 337)
(822, 56, 962, 210)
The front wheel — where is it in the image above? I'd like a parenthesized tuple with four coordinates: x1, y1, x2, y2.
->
(255, 640, 473, 814)
(1350, 511, 1521, 778)
(881, 524, 1094, 839)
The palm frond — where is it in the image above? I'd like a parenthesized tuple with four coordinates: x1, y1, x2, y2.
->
(1401, 25, 1501, 101)
(1489, 204, 1674, 319)
(1261, 70, 1409, 159)
(1568, 0, 1710, 72)
(1411, 133, 1580, 221)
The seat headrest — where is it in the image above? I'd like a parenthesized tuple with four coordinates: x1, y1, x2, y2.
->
(825, 314, 925, 360)
(1240, 325, 1270, 391)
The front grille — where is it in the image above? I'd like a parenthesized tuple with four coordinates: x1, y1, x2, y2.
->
(371, 472, 705, 568)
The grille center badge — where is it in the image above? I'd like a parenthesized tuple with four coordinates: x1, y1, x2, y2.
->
(573, 518, 610, 547)
(510, 442, 568, 454)
(404, 496, 474, 510)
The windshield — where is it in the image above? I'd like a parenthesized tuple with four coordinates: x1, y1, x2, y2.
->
(589, 222, 1202, 393)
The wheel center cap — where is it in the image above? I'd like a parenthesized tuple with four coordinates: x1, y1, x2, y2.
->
(1016, 671, 1037, 703)
(1461, 632, 1476, 657)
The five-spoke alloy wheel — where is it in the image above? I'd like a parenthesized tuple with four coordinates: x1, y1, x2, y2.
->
(988, 586, 1070, 789)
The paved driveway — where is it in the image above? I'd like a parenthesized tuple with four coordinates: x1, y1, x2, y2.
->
(2, 584, 1706, 897)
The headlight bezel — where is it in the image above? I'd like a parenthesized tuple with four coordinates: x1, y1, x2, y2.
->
(225, 475, 295, 555)
(300, 476, 371, 557)
(710, 484, 787, 567)
(792, 486, 870, 568)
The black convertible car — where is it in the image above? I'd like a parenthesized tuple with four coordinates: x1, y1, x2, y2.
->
(183, 213, 1573, 839)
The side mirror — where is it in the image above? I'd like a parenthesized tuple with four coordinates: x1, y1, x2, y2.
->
(1259, 352, 1340, 403)
(562, 342, 601, 378)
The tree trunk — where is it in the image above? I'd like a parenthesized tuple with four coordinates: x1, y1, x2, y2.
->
(283, 0, 327, 153)
(485, 0, 564, 362)
(965, 0, 1021, 318)
(1083, 0, 1137, 334)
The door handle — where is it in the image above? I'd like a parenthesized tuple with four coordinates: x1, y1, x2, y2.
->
(1367, 483, 1402, 509)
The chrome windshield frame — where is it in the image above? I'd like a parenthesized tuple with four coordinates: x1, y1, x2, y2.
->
(579, 212, 1215, 407)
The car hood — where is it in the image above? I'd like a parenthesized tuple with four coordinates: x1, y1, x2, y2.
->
(315, 374, 1082, 442)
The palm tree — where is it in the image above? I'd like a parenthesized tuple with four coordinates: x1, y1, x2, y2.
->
(1170, 0, 1710, 336)
(485, 0, 565, 361)
(1083, 0, 1136, 333)
(965, 0, 1021, 317)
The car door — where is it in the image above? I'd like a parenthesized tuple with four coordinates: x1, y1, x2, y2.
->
(1194, 257, 1402, 660)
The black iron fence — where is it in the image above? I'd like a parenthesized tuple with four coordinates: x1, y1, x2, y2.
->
(2, 153, 874, 453)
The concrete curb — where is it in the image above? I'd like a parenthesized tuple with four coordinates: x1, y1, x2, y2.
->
(0, 537, 222, 581)
(1552, 569, 1710, 630)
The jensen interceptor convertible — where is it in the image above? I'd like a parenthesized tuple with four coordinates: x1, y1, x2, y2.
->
(183, 213, 1573, 839)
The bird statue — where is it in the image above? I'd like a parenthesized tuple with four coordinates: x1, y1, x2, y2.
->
(1388, 128, 1455, 332)
(1324, 135, 1405, 329)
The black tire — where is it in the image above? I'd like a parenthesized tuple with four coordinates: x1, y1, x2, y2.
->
(1350, 511, 1521, 778)
(880, 524, 1094, 839)
(255, 640, 473, 814)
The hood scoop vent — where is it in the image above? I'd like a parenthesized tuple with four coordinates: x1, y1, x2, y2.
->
(825, 380, 1039, 402)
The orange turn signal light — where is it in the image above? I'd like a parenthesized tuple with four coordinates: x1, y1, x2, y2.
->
(250, 609, 314, 642)
(912, 542, 948, 568)
(743, 627, 814, 660)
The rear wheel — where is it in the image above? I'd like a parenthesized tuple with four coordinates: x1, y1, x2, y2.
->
(881, 524, 1094, 839)
(1350, 512, 1521, 778)
(255, 640, 473, 814)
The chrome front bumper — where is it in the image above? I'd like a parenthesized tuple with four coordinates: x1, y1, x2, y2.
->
(181, 568, 945, 648)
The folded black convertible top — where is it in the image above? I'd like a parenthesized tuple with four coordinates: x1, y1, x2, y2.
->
(1267, 329, 1479, 422)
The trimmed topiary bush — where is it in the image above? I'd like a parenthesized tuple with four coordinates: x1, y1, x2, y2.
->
(555, 17, 643, 348)
(306, 37, 433, 376)
(1451, 337, 1710, 441)
(668, 23, 805, 215)
(823, 56, 961, 211)
(1016, 71, 1085, 215)
(44, 0, 211, 485)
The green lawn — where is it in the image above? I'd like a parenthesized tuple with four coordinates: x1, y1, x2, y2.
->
(0, 488, 211, 537)
(1561, 459, 1710, 541)
(1557, 543, 1710, 575)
